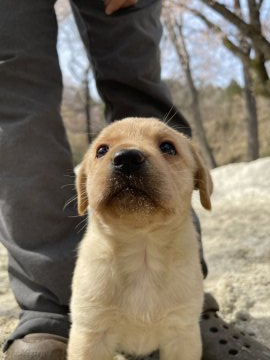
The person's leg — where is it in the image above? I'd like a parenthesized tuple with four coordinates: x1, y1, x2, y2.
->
(0, 0, 81, 352)
(71, 0, 191, 137)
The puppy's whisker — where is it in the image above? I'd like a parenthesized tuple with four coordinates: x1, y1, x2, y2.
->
(76, 218, 88, 234)
(162, 105, 174, 124)
(61, 184, 76, 190)
(75, 217, 87, 229)
(164, 110, 178, 126)
(64, 174, 76, 178)
(64, 195, 78, 205)
(78, 223, 88, 234)
(64, 195, 78, 211)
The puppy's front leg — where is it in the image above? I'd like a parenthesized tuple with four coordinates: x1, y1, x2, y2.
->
(68, 326, 117, 360)
(160, 324, 202, 360)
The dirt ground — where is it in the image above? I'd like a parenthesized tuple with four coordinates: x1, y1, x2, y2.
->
(0, 158, 269, 358)
(0, 244, 19, 358)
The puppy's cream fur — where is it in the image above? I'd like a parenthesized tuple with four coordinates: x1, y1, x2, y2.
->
(68, 117, 213, 360)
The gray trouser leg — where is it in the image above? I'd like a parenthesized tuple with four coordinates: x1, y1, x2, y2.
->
(71, 0, 207, 275)
(71, 0, 192, 137)
(0, 0, 82, 350)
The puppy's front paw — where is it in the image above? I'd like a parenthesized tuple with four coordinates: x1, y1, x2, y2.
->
(68, 326, 117, 360)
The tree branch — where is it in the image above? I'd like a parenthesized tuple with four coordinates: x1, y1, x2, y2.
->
(185, 6, 251, 62)
(257, 0, 264, 10)
(200, 0, 270, 60)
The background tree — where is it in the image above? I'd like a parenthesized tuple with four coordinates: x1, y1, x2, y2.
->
(163, 7, 217, 167)
(199, 0, 270, 96)
(164, 0, 265, 160)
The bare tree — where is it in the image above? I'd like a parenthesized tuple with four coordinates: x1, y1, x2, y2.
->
(163, 8, 217, 168)
(191, 0, 260, 159)
(199, 0, 270, 96)
(168, 0, 260, 160)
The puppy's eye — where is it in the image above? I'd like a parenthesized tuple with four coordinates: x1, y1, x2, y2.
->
(96, 145, 109, 158)
(159, 142, 177, 156)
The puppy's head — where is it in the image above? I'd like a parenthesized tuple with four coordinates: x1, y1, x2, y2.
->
(76, 117, 212, 227)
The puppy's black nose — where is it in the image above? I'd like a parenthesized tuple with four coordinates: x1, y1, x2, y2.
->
(112, 149, 145, 174)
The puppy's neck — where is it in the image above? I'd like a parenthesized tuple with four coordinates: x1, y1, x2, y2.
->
(88, 211, 195, 252)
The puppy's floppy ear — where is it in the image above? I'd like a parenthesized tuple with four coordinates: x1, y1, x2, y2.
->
(191, 146, 213, 210)
(76, 160, 88, 215)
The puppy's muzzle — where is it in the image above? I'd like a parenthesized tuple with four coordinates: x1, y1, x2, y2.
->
(112, 149, 145, 175)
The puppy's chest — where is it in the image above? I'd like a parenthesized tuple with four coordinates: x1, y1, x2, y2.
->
(115, 247, 174, 320)
(114, 252, 184, 356)
(120, 267, 160, 313)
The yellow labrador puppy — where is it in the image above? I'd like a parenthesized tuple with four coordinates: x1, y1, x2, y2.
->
(68, 117, 212, 360)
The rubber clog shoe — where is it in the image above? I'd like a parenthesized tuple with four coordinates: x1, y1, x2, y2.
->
(201, 293, 270, 359)
(4, 333, 67, 360)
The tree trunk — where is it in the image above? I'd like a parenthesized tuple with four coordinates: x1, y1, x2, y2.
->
(246, 0, 270, 96)
(83, 66, 92, 144)
(184, 57, 217, 168)
(165, 17, 217, 168)
(234, 0, 259, 160)
(242, 62, 259, 160)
